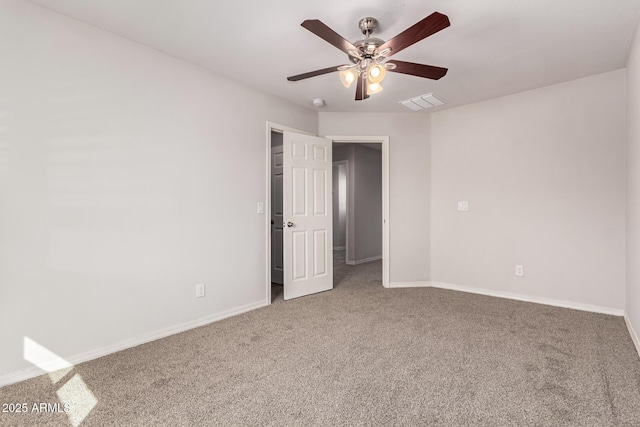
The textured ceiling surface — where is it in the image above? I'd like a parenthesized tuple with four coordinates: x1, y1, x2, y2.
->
(27, 0, 640, 112)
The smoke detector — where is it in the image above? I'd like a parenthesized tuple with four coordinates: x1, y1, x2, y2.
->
(312, 98, 325, 108)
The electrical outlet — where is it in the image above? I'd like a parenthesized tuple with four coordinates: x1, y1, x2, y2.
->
(515, 265, 524, 277)
(458, 201, 469, 211)
(196, 283, 206, 298)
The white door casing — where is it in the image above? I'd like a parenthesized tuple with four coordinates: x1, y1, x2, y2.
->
(283, 131, 333, 300)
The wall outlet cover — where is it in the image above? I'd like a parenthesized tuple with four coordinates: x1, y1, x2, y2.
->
(196, 283, 206, 298)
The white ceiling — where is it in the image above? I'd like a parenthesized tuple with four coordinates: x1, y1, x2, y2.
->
(27, 0, 640, 113)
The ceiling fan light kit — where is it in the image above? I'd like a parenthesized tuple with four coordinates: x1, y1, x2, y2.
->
(339, 68, 357, 88)
(367, 82, 383, 94)
(367, 64, 386, 83)
(287, 12, 451, 102)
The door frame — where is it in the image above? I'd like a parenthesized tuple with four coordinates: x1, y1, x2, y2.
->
(266, 126, 391, 304)
(265, 122, 314, 305)
(326, 135, 390, 288)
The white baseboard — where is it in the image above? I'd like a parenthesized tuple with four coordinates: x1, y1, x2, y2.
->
(388, 281, 431, 288)
(430, 281, 624, 316)
(0, 300, 267, 388)
(346, 255, 382, 265)
(333, 246, 345, 250)
(624, 314, 640, 359)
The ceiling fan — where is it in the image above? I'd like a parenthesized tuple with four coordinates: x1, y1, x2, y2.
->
(287, 12, 450, 101)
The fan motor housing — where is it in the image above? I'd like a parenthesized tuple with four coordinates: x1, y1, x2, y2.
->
(348, 37, 385, 63)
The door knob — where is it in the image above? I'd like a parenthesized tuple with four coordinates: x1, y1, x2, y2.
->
(287, 222, 294, 227)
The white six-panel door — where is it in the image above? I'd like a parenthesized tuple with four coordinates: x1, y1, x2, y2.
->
(283, 131, 333, 300)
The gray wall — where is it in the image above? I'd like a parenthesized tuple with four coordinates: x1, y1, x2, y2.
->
(332, 144, 355, 260)
(333, 145, 355, 260)
(431, 69, 626, 310)
(353, 145, 382, 261)
(332, 164, 347, 248)
(0, 0, 317, 379)
(627, 21, 640, 344)
(321, 114, 431, 283)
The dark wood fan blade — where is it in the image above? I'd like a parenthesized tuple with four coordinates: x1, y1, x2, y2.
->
(386, 60, 448, 80)
(287, 65, 342, 82)
(355, 74, 364, 100)
(354, 74, 369, 101)
(379, 12, 450, 57)
(301, 20, 358, 55)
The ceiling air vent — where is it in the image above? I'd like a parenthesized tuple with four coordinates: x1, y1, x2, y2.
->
(400, 93, 446, 111)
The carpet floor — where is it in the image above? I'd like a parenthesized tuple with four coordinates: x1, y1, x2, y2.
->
(1, 261, 640, 426)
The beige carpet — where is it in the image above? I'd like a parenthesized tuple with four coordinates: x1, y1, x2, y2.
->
(1, 260, 640, 426)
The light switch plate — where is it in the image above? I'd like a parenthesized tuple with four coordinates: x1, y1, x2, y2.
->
(458, 201, 469, 211)
(257, 202, 264, 214)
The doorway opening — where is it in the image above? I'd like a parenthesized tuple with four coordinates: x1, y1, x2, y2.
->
(327, 135, 390, 289)
(332, 142, 384, 289)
